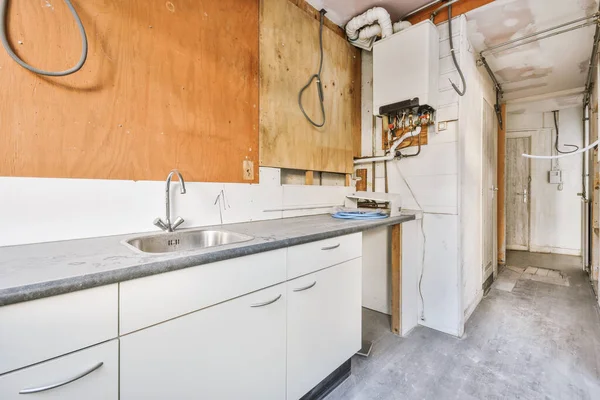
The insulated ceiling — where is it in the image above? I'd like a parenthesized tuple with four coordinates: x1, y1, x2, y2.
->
(467, 0, 599, 101)
(303, 0, 434, 26)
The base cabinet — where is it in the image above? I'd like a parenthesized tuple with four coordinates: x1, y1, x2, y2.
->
(286, 258, 362, 399)
(0, 340, 118, 400)
(120, 283, 287, 400)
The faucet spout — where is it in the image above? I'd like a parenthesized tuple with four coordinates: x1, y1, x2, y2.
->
(155, 169, 187, 232)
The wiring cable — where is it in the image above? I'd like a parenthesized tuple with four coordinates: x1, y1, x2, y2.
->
(0, 0, 88, 76)
(392, 161, 427, 321)
(553, 110, 579, 154)
(298, 9, 327, 127)
(447, 4, 466, 96)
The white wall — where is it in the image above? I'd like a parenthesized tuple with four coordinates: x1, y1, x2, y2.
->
(0, 168, 354, 247)
(360, 16, 493, 337)
(506, 106, 584, 256)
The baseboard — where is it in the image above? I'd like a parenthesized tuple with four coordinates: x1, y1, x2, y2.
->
(300, 359, 351, 400)
(463, 290, 483, 323)
(528, 245, 581, 256)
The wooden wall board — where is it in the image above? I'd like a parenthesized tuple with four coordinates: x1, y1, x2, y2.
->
(259, 0, 361, 174)
(406, 0, 494, 25)
(0, 0, 259, 183)
(286, 0, 345, 38)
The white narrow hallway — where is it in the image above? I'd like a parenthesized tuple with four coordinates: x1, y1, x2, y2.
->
(325, 251, 600, 400)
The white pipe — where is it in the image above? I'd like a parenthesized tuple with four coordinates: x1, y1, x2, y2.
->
(393, 21, 412, 33)
(357, 24, 382, 39)
(354, 127, 421, 165)
(522, 139, 599, 159)
(346, 7, 393, 49)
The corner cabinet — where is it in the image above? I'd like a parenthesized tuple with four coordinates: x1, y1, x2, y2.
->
(120, 283, 287, 400)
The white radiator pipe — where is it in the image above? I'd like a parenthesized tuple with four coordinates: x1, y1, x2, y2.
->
(345, 7, 393, 48)
(354, 127, 421, 165)
(522, 139, 599, 159)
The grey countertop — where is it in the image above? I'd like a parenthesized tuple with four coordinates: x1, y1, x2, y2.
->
(0, 213, 416, 307)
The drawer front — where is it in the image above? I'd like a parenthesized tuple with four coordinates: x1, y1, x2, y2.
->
(120, 249, 286, 334)
(287, 233, 362, 279)
(0, 340, 118, 400)
(0, 284, 118, 374)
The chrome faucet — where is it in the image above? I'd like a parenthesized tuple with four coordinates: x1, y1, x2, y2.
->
(154, 169, 187, 232)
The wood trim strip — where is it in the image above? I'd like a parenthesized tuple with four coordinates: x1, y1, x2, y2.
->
(391, 224, 402, 335)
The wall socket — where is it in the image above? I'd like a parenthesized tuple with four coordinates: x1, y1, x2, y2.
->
(243, 160, 254, 181)
(548, 170, 562, 184)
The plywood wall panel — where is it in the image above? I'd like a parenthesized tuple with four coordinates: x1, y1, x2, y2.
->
(0, 0, 259, 183)
(259, 0, 360, 174)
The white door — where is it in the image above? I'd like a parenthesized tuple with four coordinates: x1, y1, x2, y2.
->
(506, 137, 531, 250)
(0, 340, 118, 400)
(286, 258, 362, 400)
(120, 283, 286, 400)
(482, 100, 498, 282)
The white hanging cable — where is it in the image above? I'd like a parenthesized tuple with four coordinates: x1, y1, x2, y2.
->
(522, 139, 599, 159)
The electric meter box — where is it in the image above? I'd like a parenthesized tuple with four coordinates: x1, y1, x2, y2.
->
(373, 20, 439, 116)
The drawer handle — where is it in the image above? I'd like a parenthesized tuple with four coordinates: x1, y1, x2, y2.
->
(293, 281, 317, 292)
(19, 362, 104, 394)
(250, 294, 282, 308)
(321, 243, 340, 251)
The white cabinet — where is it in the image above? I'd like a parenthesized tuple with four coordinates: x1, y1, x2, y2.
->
(0, 340, 118, 400)
(120, 249, 286, 334)
(286, 258, 362, 400)
(120, 283, 287, 400)
(0, 284, 118, 374)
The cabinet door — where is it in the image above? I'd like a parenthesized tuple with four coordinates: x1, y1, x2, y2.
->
(287, 258, 362, 400)
(121, 283, 286, 400)
(0, 340, 118, 400)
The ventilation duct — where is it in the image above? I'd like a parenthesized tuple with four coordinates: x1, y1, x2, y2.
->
(345, 7, 393, 51)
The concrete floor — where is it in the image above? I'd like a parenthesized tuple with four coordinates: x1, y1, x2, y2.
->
(325, 251, 600, 400)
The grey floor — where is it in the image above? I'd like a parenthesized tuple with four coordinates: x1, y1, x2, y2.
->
(325, 251, 600, 400)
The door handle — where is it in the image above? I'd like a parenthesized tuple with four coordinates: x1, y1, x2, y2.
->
(293, 281, 317, 292)
(250, 294, 282, 308)
(516, 188, 528, 203)
(321, 244, 340, 251)
(19, 362, 104, 394)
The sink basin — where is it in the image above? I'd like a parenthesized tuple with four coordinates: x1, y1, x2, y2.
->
(124, 229, 254, 254)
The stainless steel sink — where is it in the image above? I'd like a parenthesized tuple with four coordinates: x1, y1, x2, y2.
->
(124, 229, 254, 254)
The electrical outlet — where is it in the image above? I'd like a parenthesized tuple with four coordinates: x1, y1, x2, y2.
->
(437, 121, 447, 131)
(548, 170, 562, 184)
(243, 160, 254, 181)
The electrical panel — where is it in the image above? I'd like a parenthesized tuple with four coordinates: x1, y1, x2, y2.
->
(372, 20, 439, 117)
(549, 170, 562, 184)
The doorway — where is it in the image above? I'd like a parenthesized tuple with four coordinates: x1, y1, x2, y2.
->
(506, 137, 531, 251)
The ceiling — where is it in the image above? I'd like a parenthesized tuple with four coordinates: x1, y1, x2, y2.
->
(306, 0, 599, 103)
(467, 0, 598, 101)
(304, 0, 433, 26)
